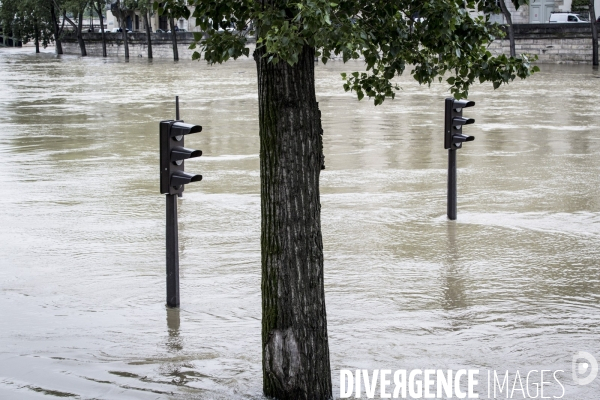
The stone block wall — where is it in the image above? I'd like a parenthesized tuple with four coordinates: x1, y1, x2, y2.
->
(488, 23, 598, 63)
(62, 26, 599, 64)
(61, 32, 203, 59)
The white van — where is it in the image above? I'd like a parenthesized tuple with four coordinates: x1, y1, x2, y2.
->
(549, 13, 588, 23)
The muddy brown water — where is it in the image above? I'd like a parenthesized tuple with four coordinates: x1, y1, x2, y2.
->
(0, 47, 599, 399)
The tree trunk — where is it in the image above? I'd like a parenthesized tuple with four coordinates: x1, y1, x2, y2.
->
(96, 1, 107, 57)
(144, 9, 153, 59)
(34, 20, 40, 53)
(121, 15, 129, 58)
(169, 17, 178, 61)
(591, 0, 598, 66)
(499, 0, 515, 57)
(254, 45, 331, 400)
(77, 10, 87, 56)
(50, 4, 63, 54)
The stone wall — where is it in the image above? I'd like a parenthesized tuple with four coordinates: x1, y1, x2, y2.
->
(488, 23, 599, 63)
(62, 26, 599, 64)
(61, 32, 206, 59)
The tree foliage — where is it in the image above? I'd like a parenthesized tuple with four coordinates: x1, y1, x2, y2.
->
(153, 0, 190, 23)
(571, 0, 589, 13)
(480, 0, 529, 19)
(183, 0, 539, 103)
(0, 0, 53, 48)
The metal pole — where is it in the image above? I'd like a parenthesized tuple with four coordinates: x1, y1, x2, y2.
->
(447, 149, 457, 220)
(166, 193, 179, 307)
(166, 95, 181, 307)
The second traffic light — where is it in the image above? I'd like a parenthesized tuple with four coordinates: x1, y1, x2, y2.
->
(445, 98, 475, 150)
(160, 120, 203, 195)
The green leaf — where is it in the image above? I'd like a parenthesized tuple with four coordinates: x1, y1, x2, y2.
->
(182, 0, 538, 97)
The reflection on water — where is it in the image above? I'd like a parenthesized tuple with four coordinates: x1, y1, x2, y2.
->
(441, 222, 468, 311)
(167, 307, 182, 353)
(0, 47, 599, 398)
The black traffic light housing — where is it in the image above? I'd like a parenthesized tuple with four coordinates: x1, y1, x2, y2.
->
(160, 120, 203, 195)
(445, 98, 475, 150)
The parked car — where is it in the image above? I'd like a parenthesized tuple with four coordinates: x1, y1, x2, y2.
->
(156, 29, 166, 33)
(549, 13, 588, 23)
(111, 28, 132, 33)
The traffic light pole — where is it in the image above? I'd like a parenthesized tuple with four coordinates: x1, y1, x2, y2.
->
(444, 98, 475, 221)
(166, 96, 180, 308)
(166, 193, 179, 307)
(160, 97, 202, 308)
(447, 149, 457, 220)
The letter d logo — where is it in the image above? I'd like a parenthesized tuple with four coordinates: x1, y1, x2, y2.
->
(572, 351, 598, 385)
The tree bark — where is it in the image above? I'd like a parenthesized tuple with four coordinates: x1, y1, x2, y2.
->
(50, 3, 64, 54)
(144, 8, 153, 59)
(169, 17, 178, 61)
(590, 0, 598, 66)
(499, 0, 515, 57)
(121, 13, 129, 59)
(63, 10, 86, 56)
(254, 45, 331, 400)
(34, 19, 40, 54)
(77, 10, 87, 56)
(95, 1, 107, 57)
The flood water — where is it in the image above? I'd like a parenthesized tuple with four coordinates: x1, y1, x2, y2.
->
(0, 47, 599, 399)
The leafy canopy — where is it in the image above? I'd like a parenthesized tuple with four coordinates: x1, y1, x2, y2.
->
(176, 0, 539, 103)
(153, 0, 191, 21)
(0, 0, 53, 47)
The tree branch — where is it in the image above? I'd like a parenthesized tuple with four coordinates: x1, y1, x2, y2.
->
(62, 11, 77, 29)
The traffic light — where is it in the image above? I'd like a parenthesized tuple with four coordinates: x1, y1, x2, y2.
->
(444, 98, 475, 150)
(160, 120, 203, 195)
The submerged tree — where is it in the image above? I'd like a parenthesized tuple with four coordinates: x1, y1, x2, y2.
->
(0, 0, 21, 45)
(483, 0, 529, 57)
(49, 0, 67, 54)
(154, 0, 190, 61)
(92, 0, 108, 57)
(166, 0, 539, 398)
(111, 0, 133, 58)
(61, 0, 89, 56)
(139, 0, 153, 58)
(590, 0, 598, 65)
(0, 0, 53, 52)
